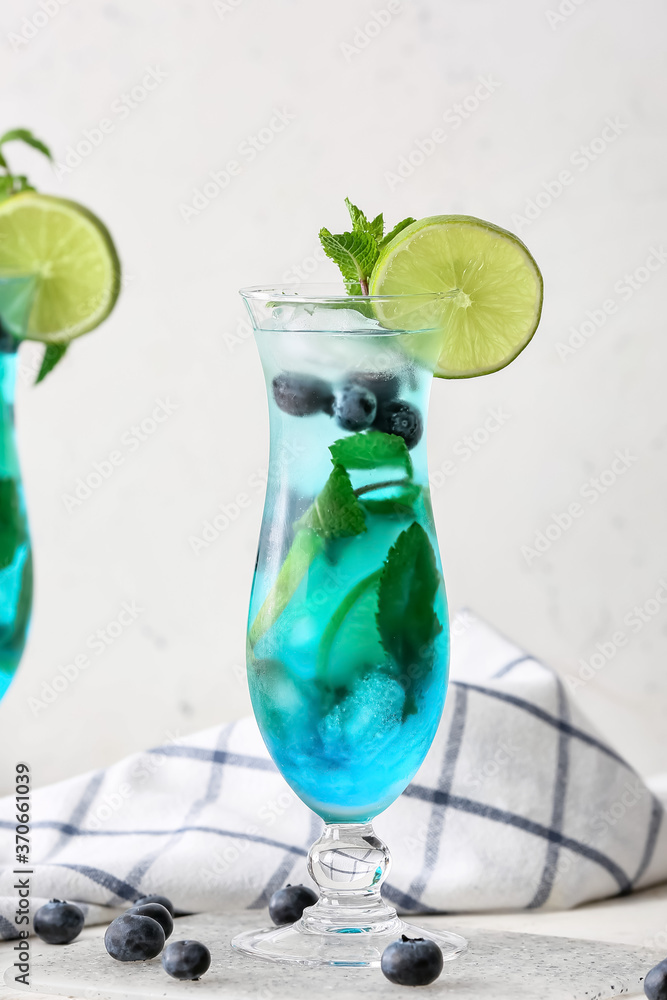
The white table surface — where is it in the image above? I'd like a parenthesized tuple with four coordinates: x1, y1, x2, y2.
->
(0, 883, 665, 1000)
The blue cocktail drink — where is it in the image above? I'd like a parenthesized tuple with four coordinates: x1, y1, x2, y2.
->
(0, 279, 34, 700)
(235, 288, 465, 967)
(247, 316, 448, 823)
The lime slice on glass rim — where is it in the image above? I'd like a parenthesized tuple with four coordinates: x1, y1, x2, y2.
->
(0, 191, 120, 343)
(369, 215, 543, 378)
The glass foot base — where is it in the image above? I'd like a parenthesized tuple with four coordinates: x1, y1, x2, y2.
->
(232, 822, 467, 967)
(232, 918, 467, 968)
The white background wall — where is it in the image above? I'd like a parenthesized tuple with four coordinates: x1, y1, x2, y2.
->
(0, 0, 665, 795)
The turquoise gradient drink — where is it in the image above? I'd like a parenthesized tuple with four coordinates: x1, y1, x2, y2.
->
(245, 295, 449, 823)
(0, 338, 32, 699)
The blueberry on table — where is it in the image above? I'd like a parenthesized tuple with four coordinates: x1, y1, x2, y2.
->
(127, 902, 173, 939)
(348, 371, 400, 403)
(162, 939, 211, 980)
(133, 893, 174, 916)
(33, 899, 85, 945)
(104, 913, 165, 962)
(374, 400, 423, 450)
(381, 935, 444, 987)
(268, 884, 318, 925)
(272, 372, 334, 416)
(333, 383, 377, 431)
(645, 958, 667, 1000)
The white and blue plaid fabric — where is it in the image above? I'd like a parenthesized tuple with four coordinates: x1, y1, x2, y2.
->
(1, 611, 665, 937)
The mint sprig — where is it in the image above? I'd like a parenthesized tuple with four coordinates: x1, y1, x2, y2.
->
(0, 128, 52, 204)
(319, 199, 415, 295)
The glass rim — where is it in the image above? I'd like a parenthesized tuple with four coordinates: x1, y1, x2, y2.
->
(239, 283, 453, 305)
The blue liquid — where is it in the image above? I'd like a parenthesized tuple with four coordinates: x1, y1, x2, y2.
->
(247, 327, 449, 823)
(0, 350, 32, 700)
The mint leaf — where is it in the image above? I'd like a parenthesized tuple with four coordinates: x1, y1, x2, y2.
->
(344, 198, 384, 242)
(0, 478, 25, 569)
(35, 342, 67, 384)
(360, 482, 421, 516)
(369, 213, 384, 241)
(0, 128, 51, 201)
(345, 198, 369, 232)
(376, 522, 443, 672)
(330, 430, 413, 476)
(379, 217, 416, 249)
(298, 463, 366, 540)
(319, 228, 379, 295)
(0, 129, 52, 160)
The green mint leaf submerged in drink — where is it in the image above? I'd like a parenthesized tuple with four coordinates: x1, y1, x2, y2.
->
(0, 478, 26, 569)
(376, 523, 443, 675)
(297, 463, 366, 540)
(360, 482, 421, 516)
(330, 430, 412, 476)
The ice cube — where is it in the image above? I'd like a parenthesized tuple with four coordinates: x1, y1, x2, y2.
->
(266, 303, 383, 333)
(318, 671, 406, 760)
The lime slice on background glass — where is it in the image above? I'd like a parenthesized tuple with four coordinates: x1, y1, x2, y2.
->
(369, 215, 543, 378)
(0, 192, 120, 343)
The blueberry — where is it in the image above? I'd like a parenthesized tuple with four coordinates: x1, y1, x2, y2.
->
(381, 935, 444, 987)
(127, 902, 173, 939)
(272, 373, 334, 417)
(645, 958, 667, 1000)
(162, 939, 211, 980)
(33, 899, 84, 945)
(374, 400, 423, 450)
(333, 383, 377, 431)
(268, 884, 318, 925)
(104, 913, 165, 962)
(348, 371, 400, 403)
(133, 893, 174, 916)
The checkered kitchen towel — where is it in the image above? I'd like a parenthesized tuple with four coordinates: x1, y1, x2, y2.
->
(1, 612, 665, 937)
